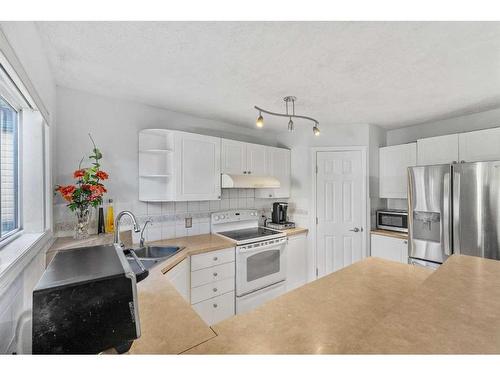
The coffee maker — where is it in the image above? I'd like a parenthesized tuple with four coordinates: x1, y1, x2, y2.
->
(272, 202, 288, 224)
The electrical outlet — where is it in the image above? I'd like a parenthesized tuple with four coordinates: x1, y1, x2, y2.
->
(185, 217, 192, 228)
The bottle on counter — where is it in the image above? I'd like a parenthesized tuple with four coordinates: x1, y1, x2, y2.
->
(97, 206, 105, 235)
(105, 199, 115, 233)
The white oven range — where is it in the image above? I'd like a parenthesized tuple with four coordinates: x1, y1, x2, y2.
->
(211, 210, 287, 314)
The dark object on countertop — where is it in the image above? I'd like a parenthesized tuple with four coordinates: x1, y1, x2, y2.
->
(272, 202, 288, 224)
(32, 245, 141, 354)
(97, 206, 105, 234)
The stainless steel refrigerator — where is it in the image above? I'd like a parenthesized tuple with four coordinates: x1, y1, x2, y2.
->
(408, 161, 500, 269)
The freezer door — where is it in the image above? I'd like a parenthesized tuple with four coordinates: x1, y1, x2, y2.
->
(408, 164, 452, 264)
(453, 161, 500, 260)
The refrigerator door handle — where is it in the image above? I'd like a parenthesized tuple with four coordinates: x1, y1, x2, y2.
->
(443, 171, 451, 256)
(452, 170, 461, 255)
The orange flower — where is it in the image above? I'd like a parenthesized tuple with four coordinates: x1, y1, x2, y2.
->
(89, 184, 106, 195)
(56, 185, 76, 202)
(96, 171, 109, 180)
(73, 169, 85, 178)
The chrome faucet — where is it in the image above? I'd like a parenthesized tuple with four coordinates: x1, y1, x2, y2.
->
(139, 220, 152, 248)
(114, 211, 141, 247)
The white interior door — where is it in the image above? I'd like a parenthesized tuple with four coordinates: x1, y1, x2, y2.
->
(316, 150, 364, 277)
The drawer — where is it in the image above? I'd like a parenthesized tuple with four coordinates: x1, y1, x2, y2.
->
(192, 291, 235, 326)
(191, 247, 235, 271)
(191, 261, 235, 288)
(190, 277, 235, 304)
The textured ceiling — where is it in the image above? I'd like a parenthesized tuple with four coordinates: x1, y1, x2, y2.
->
(36, 21, 500, 130)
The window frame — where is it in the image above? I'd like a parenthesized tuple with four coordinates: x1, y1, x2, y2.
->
(0, 92, 23, 245)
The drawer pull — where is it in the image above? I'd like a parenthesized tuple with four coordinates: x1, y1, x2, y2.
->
(213, 256, 218, 261)
(213, 272, 218, 277)
(213, 303, 218, 308)
(213, 288, 218, 292)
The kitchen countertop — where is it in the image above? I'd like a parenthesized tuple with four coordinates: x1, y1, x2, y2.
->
(371, 229, 408, 240)
(281, 227, 308, 236)
(185, 257, 431, 354)
(349, 255, 500, 354)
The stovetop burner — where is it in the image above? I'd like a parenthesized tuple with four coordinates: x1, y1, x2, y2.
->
(217, 227, 283, 242)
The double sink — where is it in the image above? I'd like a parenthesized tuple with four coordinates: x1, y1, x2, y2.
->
(125, 245, 185, 282)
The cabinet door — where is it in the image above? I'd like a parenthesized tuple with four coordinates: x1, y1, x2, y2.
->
(417, 134, 459, 165)
(370, 234, 407, 264)
(286, 234, 308, 292)
(174, 132, 221, 201)
(246, 143, 268, 175)
(379, 143, 416, 199)
(459, 127, 500, 162)
(221, 139, 247, 174)
(255, 147, 291, 199)
(164, 258, 190, 301)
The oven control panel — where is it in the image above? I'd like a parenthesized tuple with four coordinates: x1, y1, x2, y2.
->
(238, 237, 287, 251)
(211, 210, 258, 224)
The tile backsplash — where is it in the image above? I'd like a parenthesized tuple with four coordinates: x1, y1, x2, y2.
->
(54, 188, 289, 242)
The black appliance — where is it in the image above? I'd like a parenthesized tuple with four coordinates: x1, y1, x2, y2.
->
(272, 202, 288, 224)
(32, 244, 143, 354)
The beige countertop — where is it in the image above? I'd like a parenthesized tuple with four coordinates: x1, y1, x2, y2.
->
(349, 255, 500, 354)
(185, 257, 431, 354)
(371, 229, 408, 240)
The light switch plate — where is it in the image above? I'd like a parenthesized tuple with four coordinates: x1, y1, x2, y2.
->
(185, 217, 192, 228)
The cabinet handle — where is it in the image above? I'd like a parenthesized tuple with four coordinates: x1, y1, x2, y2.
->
(248, 171, 252, 174)
(404, 240, 408, 244)
(218, 195, 221, 199)
(213, 303, 218, 308)
(269, 194, 272, 198)
(213, 272, 218, 277)
(213, 256, 218, 261)
(460, 160, 465, 163)
(213, 288, 218, 292)
(243, 171, 247, 174)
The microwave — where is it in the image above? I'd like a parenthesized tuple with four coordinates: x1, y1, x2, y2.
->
(376, 210, 408, 233)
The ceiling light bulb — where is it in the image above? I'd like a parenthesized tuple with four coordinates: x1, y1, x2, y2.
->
(288, 117, 294, 132)
(313, 125, 320, 136)
(256, 113, 264, 128)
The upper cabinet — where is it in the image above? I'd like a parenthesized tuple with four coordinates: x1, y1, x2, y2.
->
(255, 147, 291, 199)
(379, 143, 416, 199)
(221, 139, 268, 175)
(221, 139, 247, 174)
(458, 127, 500, 163)
(417, 134, 459, 165)
(139, 129, 221, 201)
(174, 132, 221, 201)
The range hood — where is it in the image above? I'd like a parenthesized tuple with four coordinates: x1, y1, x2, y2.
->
(221, 173, 280, 189)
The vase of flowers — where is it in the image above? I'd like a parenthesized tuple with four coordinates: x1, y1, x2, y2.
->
(55, 134, 109, 239)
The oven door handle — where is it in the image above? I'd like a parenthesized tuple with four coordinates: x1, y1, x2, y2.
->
(237, 241, 286, 253)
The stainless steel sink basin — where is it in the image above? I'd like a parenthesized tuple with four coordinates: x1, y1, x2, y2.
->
(133, 245, 184, 260)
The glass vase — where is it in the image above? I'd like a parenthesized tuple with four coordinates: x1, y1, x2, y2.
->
(74, 208, 92, 240)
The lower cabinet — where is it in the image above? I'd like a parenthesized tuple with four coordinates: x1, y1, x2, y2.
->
(189, 247, 236, 326)
(370, 233, 408, 264)
(164, 258, 190, 302)
(286, 233, 308, 292)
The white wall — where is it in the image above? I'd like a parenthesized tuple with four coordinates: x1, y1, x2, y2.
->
(54, 87, 281, 238)
(386, 106, 500, 145)
(0, 22, 56, 353)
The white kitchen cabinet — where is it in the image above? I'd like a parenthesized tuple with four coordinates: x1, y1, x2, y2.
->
(221, 139, 269, 176)
(174, 132, 221, 201)
(379, 143, 417, 199)
(190, 247, 236, 326)
(164, 258, 190, 302)
(458, 127, 500, 162)
(417, 134, 459, 165)
(285, 233, 308, 292)
(221, 139, 247, 174)
(370, 233, 408, 264)
(139, 129, 221, 201)
(255, 147, 291, 199)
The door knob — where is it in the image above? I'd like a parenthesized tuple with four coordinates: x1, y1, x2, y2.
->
(349, 227, 360, 233)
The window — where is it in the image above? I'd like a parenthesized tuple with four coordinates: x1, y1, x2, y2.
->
(0, 95, 19, 241)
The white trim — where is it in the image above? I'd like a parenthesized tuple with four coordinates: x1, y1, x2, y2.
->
(311, 146, 368, 279)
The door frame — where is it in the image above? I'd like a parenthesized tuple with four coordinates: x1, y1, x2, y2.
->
(311, 146, 368, 279)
